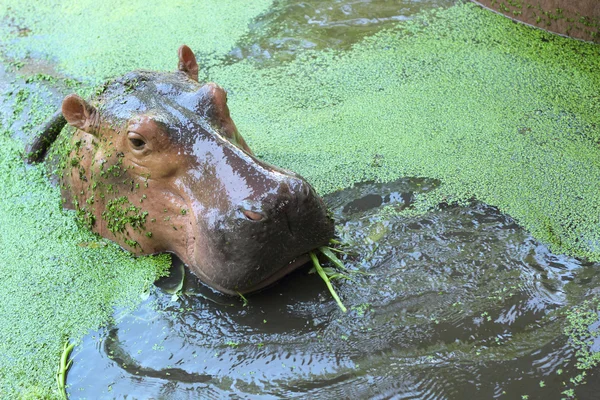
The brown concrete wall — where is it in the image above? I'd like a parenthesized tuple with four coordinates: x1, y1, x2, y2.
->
(473, 0, 600, 43)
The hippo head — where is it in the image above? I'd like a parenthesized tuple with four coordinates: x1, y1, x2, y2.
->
(60, 45, 334, 295)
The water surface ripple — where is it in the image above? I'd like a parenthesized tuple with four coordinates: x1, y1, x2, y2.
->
(68, 178, 600, 398)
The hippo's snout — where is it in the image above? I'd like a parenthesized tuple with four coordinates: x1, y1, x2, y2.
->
(189, 175, 334, 295)
(237, 176, 315, 224)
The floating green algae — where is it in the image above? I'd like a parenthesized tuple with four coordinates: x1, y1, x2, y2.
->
(0, 0, 274, 84)
(564, 297, 600, 394)
(0, 1, 273, 396)
(210, 2, 600, 261)
(0, 117, 171, 397)
(0, 0, 600, 396)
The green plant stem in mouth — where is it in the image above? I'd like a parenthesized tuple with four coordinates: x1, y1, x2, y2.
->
(310, 251, 347, 313)
(237, 291, 249, 307)
(318, 246, 348, 270)
(56, 339, 75, 399)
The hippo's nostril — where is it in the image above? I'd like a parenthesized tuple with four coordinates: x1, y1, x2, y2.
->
(242, 209, 264, 221)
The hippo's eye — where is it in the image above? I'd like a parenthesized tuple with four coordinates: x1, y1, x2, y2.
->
(130, 138, 145, 148)
(127, 133, 146, 151)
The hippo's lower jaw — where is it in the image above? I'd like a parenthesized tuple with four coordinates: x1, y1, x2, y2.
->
(234, 254, 312, 295)
(188, 253, 313, 296)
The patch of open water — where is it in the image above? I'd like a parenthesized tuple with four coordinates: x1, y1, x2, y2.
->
(225, 0, 458, 65)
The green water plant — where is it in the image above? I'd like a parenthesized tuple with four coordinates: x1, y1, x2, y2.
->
(309, 248, 348, 313)
(237, 291, 249, 307)
(56, 339, 75, 400)
(309, 241, 374, 312)
(563, 298, 600, 392)
(318, 246, 348, 271)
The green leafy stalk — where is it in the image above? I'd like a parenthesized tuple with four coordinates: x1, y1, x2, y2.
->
(325, 246, 347, 254)
(319, 246, 348, 270)
(319, 246, 372, 277)
(237, 291, 249, 307)
(56, 339, 75, 400)
(310, 251, 347, 313)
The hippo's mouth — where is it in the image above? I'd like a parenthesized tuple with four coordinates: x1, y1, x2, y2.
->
(236, 253, 312, 295)
(196, 253, 312, 296)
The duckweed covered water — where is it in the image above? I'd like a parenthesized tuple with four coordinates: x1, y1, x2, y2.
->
(212, 4, 600, 262)
(1, 0, 600, 397)
(0, 0, 274, 84)
(0, 1, 272, 397)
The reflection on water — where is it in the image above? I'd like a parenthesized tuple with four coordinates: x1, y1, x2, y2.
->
(68, 178, 600, 398)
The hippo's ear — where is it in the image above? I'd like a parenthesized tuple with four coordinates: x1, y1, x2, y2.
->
(199, 83, 253, 155)
(62, 94, 99, 134)
(178, 45, 199, 82)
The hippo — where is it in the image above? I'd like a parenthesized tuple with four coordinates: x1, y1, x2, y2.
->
(474, 0, 599, 43)
(27, 45, 334, 295)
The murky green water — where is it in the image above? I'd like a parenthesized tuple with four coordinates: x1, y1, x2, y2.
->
(225, 0, 457, 65)
(2, 0, 600, 398)
(68, 178, 600, 398)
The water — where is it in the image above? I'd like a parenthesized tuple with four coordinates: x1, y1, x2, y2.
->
(225, 0, 458, 65)
(4, 0, 599, 398)
(67, 178, 600, 398)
